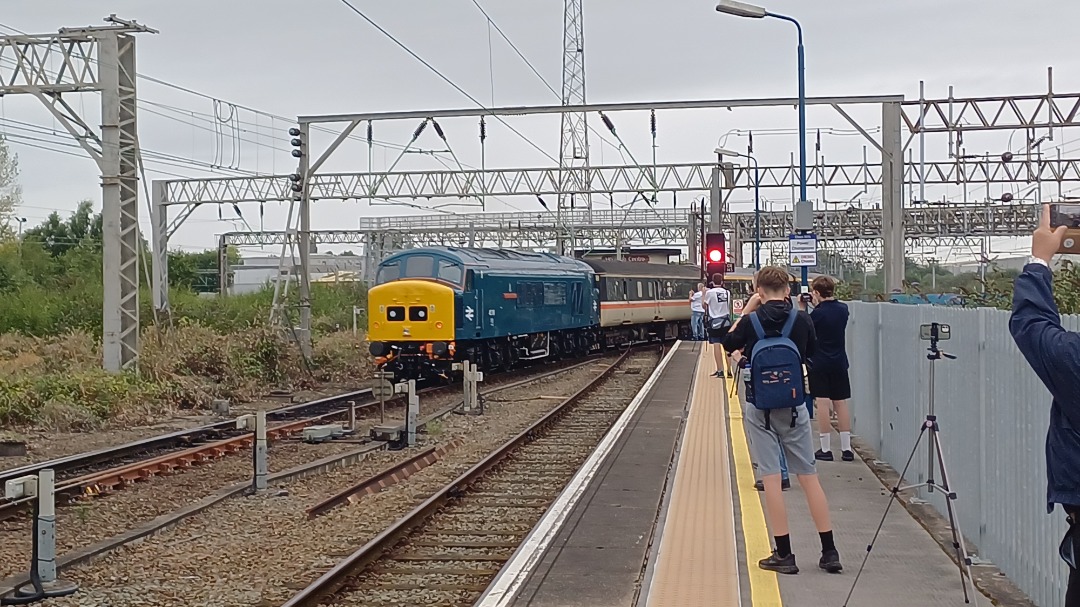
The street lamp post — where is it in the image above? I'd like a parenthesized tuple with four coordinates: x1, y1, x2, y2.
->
(715, 0, 810, 291)
(715, 147, 761, 269)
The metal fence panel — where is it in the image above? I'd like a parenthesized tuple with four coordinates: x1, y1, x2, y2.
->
(847, 302, 1069, 607)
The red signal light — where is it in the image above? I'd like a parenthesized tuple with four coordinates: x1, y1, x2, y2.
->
(707, 248, 724, 262)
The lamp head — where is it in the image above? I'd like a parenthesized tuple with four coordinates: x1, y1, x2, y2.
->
(715, 0, 767, 18)
(714, 147, 740, 156)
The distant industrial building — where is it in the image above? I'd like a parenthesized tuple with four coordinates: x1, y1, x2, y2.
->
(228, 254, 365, 296)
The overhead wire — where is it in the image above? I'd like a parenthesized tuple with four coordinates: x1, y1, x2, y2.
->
(334, 0, 559, 165)
(467, 0, 629, 165)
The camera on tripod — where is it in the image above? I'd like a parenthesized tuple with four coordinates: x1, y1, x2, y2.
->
(919, 322, 951, 341)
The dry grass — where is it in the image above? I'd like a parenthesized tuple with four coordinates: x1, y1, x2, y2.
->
(0, 324, 373, 432)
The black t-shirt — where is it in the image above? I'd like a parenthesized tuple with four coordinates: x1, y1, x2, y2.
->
(723, 299, 816, 363)
(808, 299, 849, 371)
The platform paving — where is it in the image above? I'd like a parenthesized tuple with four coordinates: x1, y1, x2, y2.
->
(505, 342, 699, 607)
(728, 364, 995, 606)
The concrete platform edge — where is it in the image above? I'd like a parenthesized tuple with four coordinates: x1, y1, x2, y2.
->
(849, 434, 1034, 607)
(633, 342, 700, 607)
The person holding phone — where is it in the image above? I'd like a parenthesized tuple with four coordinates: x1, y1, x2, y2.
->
(1009, 204, 1080, 605)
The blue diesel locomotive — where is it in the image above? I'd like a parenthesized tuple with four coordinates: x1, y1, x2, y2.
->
(367, 246, 700, 381)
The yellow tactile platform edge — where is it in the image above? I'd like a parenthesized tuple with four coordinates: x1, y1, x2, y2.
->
(723, 350, 784, 606)
(646, 346, 742, 607)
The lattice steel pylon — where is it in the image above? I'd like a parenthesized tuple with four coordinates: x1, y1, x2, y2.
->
(557, 0, 589, 254)
(0, 16, 156, 372)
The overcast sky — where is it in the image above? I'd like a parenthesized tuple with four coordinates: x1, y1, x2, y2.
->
(3, 0, 1080, 264)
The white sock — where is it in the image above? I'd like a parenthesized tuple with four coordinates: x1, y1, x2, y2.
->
(820, 433, 831, 453)
(840, 431, 852, 453)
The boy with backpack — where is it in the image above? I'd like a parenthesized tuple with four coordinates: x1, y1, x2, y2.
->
(722, 266, 843, 575)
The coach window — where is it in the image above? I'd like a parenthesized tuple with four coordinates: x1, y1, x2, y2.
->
(437, 260, 463, 286)
(637, 281, 643, 300)
(622, 279, 629, 300)
(403, 255, 435, 279)
(376, 261, 400, 285)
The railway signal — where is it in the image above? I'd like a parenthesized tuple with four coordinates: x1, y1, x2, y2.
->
(288, 127, 306, 201)
(705, 232, 727, 279)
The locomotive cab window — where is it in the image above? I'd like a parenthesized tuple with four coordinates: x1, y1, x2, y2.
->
(408, 306, 428, 321)
(543, 282, 567, 306)
(437, 260, 463, 286)
(403, 255, 435, 279)
(376, 262, 400, 285)
(386, 306, 405, 322)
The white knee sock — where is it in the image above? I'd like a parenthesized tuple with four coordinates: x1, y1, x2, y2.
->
(820, 433, 831, 453)
(840, 431, 852, 452)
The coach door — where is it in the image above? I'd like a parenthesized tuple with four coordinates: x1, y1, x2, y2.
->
(651, 280, 662, 320)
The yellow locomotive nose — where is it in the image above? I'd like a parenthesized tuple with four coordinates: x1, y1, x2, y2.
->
(368, 279, 456, 343)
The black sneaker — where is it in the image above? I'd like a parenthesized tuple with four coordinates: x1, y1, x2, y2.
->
(815, 449, 834, 461)
(819, 549, 843, 573)
(754, 480, 764, 491)
(755, 479, 791, 491)
(759, 551, 799, 574)
(841, 450, 855, 462)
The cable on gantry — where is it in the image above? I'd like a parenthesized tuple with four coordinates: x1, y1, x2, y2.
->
(430, 118, 483, 208)
(370, 118, 430, 198)
(480, 116, 488, 210)
(650, 109, 659, 204)
(597, 111, 659, 195)
(367, 120, 374, 174)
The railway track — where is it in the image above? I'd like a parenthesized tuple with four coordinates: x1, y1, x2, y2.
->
(281, 345, 662, 607)
(0, 354, 618, 522)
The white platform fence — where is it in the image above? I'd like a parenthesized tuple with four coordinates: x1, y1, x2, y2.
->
(847, 302, 1070, 607)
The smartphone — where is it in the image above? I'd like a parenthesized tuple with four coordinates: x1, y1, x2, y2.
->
(1050, 203, 1080, 229)
(1049, 203, 1080, 254)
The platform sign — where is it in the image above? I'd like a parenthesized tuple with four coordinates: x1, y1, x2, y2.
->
(788, 233, 818, 267)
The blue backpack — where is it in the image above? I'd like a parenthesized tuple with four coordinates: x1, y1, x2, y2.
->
(748, 309, 806, 425)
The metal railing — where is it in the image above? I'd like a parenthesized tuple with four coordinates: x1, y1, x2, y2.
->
(847, 302, 1069, 606)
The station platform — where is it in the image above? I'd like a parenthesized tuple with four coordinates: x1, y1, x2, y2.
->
(476, 340, 997, 607)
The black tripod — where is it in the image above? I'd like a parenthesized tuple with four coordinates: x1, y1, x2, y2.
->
(843, 323, 975, 605)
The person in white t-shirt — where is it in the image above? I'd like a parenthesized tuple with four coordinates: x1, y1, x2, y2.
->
(704, 274, 736, 377)
(689, 283, 706, 340)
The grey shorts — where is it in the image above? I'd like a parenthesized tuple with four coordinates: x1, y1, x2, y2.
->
(743, 405, 817, 477)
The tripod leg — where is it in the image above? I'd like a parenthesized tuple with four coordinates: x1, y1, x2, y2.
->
(932, 429, 975, 604)
(843, 423, 930, 607)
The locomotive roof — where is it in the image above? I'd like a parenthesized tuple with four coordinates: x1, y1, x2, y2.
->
(380, 246, 594, 273)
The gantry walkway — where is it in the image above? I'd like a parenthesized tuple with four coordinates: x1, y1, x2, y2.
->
(477, 341, 1000, 607)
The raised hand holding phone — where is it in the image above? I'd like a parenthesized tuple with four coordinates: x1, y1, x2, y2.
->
(1037, 203, 1069, 262)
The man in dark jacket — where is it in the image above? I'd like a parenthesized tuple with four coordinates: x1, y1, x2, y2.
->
(724, 266, 841, 575)
(1009, 204, 1080, 605)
